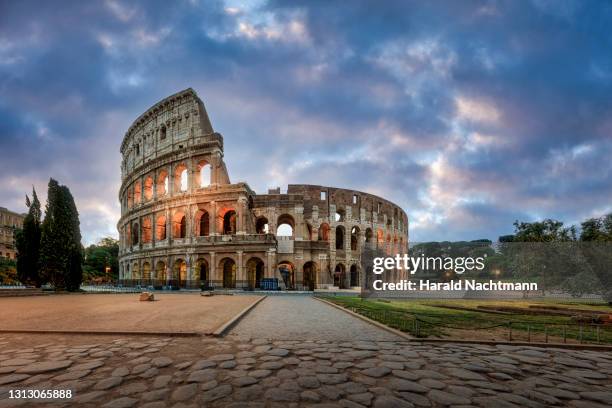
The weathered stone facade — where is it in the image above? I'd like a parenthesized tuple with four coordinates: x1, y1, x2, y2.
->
(118, 88, 408, 290)
(0, 207, 24, 260)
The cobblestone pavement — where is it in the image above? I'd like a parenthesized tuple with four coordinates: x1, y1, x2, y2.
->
(0, 296, 611, 407)
(230, 296, 403, 342)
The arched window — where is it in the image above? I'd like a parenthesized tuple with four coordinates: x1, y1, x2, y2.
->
(351, 226, 359, 251)
(142, 217, 152, 243)
(127, 189, 133, 209)
(276, 214, 295, 237)
(157, 170, 168, 196)
(335, 209, 345, 222)
(134, 181, 141, 204)
(199, 163, 211, 187)
(173, 211, 186, 238)
(144, 176, 154, 201)
(160, 125, 167, 140)
(132, 223, 139, 245)
(174, 164, 188, 192)
(318, 223, 330, 241)
(223, 210, 236, 235)
(156, 215, 166, 240)
(256, 217, 269, 234)
(199, 211, 210, 236)
(365, 228, 373, 243)
(335, 226, 345, 250)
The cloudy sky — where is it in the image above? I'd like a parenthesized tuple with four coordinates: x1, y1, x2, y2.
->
(1, 0, 611, 245)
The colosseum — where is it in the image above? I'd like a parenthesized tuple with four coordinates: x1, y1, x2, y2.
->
(118, 88, 408, 290)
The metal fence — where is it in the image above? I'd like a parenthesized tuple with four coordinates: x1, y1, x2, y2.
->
(82, 278, 317, 292)
(321, 298, 612, 345)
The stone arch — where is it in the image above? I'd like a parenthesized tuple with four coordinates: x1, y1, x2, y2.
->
(220, 257, 236, 288)
(142, 262, 151, 281)
(156, 214, 167, 240)
(144, 176, 154, 201)
(134, 181, 141, 204)
(246, 257, 265, 289)
(365, 228, 373, 243)
(278, 260, 295, 289)
(155, 261, 167, 282)
(132, 222, 140, 245)
(197, 160, 211, 188)
(174, 163, 188, 192)
(157, 169, 168, 196)
(222, 209, 237, 235)
(335, 208, 346, 222)
(334, 263, 346, 289)
(318, 223, 330, 241)
(127, 188, 133, 209)
(172, 210, 187, 239)
(196, 210, 210, 236)
(132, 262, 140, 280)
(196, 258, 209, 283)
(335, 225, 345, 250)
(350, 264, 359, 287)
(173, 258, 187, 287)
(142, 217, 152, 243)
(303, 261, 317, 291)
(276, 214, 295, 237)
(351, 226, 360, 251)
(256, 217, 269, 234)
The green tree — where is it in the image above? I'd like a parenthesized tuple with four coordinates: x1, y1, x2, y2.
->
(83, 237, 119, 282)
(39, 179, 83, 291)
(15, 187, 42, 286)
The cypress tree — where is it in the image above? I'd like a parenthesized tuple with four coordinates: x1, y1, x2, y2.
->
(16, 187, 42, 286)
(39, 179, 83, 291)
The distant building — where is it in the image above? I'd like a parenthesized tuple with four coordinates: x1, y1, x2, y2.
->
(0, 207, 25, 260)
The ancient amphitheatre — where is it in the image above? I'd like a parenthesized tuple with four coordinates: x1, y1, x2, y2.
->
(117, 88, 408, 291)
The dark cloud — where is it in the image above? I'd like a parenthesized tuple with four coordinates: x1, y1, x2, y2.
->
(0, 0, 611, 244)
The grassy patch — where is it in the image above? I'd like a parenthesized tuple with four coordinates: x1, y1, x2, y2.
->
(321, 296, 612, 344)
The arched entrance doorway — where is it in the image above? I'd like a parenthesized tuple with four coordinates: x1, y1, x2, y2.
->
(196, 258, 209, 288)
(334, 263, 346, 289)
(173, 259, 187, 288)
(303, 261, 317, 291)
(221, 258, 236, 288)
(246, 257, 264, 290)
(350, 264, 359, 287)
(155, 261, 166, 284)
(278, 261, 295, 290)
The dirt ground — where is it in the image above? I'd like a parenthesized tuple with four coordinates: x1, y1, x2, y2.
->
(0, 293, 260, 334)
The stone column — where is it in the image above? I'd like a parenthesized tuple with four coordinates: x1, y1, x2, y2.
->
(210, 201, 217, 235)
(294, 206, 304, 241)
(267, 249, 276, 278)
(237, 251, 244, 288)
(237, 197, 247, 235)
(210, 251, 216, 285)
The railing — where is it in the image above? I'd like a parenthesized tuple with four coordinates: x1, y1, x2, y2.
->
(319, 296, 612, 345)
(84, 278, 318, 292)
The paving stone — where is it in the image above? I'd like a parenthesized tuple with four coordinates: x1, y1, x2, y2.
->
(201, 384, 233, 402)
(567, 370, 607, 380)
(73, 390, 107, 403)
(53, 369, 91, 381)
(428, 389, 471, 405)
(0, 358, 36, 367)
(251, 369, 272, 378)
(444, 367, 487, 381)
(0, 373, 30, 385)
(219, 360, 237, 369)
(373, 395, 415, 408)
(191, 359, 216, 370)
(151, 357, 172, 367)
(268, 348, 290, 357)
(94, 376, 123, 390)
(171, 383, 199, 401)
(260, 361, 284, 370)
(297, 376, 320, 388)
(389, 379, 428, 393)
(16, 360, 72, 374)
(233, 376, 258, 387)
(418, 378, 445, 389)
(361, 366, 392, 378)
(234, 384, 264, 401)
(104, 366, 124, 377)
(153, 374, 172, 388)
(119, 381, 147, 395)
(186, 369, 217, 383)
(201, 380, 218, 391)
(101, 397, 138, 408)
(317, 372, 348, 384)
(69, 360, 105, 371)
(264, 388, 299, 402)
(141, 388, 169, 402)
(397, 392, 431, 407)
(580, 391, 612, 404)
(301, 390, 321, 402)
(348, 392, 374, 406)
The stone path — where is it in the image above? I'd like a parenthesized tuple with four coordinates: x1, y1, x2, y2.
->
(0, 296, 610, 407)
(230, 296, 403, 341)
(0, 334, 611, 407)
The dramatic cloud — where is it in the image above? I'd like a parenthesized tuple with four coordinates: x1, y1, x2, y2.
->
(1, 0, 611, 244)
